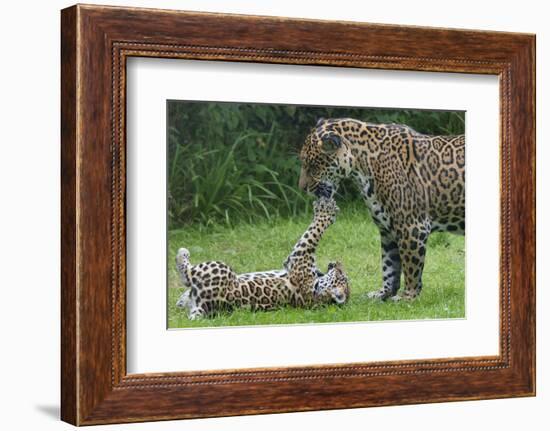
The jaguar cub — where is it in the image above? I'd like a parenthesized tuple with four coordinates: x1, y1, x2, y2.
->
(175, 197, 350, 319)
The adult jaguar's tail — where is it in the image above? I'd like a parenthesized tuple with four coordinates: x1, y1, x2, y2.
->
(175, 247, 192, 287)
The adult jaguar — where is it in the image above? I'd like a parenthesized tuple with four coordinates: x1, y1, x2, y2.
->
(298, 118, 465, 301)
(175, 197, 350, 319)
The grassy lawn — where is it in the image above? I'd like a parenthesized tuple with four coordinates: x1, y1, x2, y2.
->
(167, 203, 465, 329)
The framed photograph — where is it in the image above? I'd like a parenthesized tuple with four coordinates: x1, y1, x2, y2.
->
(61, 4, 535, 425)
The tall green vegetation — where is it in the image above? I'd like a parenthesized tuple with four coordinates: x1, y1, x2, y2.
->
(167, 101, 465, 230)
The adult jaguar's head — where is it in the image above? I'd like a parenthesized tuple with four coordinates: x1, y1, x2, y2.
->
(314, 261, 350, 305)
(298, 118, 354, 198)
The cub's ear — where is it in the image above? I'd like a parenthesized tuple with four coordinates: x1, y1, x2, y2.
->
(327, 261, 344, 271)
(316, 117, 326, 127)
(320, 133, 342, 153)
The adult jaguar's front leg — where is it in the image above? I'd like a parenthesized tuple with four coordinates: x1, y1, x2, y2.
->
(367, 230, 402, 300)
(392, 223, 429, 301)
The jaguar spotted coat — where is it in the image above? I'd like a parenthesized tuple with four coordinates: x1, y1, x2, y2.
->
(298, 118, 464, 300)
(175, 198, 350, 319)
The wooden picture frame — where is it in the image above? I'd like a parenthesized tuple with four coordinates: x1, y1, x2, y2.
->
(61, 4, 535, 425)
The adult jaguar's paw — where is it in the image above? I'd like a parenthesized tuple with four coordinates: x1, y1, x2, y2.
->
(366, 289, 393, 301)
(390, 292, 417, 302)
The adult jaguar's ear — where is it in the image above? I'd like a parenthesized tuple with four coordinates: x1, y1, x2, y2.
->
(316, 117, 326, 127)
(320, 134, 342, 153)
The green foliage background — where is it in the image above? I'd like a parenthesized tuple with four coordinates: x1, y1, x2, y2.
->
(167, 101, 465, 230)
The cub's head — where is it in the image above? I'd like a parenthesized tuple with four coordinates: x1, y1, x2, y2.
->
(314, 261, 350, 305)
(299, 118, 353, 198)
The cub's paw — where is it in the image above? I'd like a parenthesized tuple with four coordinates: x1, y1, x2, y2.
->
(313, 197, 339, 221)
(188, 308, 204, 320)
(176, 290, 190, 309)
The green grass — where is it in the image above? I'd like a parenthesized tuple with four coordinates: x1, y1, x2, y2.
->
(167, 203, 465, 329)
